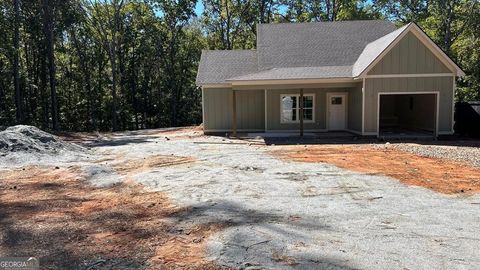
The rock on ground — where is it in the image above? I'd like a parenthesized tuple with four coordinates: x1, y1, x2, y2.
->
(0, 125, 84, 153)
(376, 142, 480, 168)
(0, 125, 89, 168)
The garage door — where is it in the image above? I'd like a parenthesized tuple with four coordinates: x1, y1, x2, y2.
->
(379, 93, 437, 137)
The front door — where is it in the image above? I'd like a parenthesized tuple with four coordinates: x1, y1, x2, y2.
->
(327, 93, 347, 130)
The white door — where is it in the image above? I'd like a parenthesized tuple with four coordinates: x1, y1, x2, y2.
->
(327, 93, 347, 130)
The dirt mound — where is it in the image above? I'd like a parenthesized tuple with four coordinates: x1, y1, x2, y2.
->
(0, 125, 84, 154)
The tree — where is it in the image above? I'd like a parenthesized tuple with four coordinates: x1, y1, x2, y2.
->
(13, 0, 23, 123)
(154, 0, 197, 126)
(84, 0, 127, 131)
(376, 0, 480, 100)
(373, 0, 430, 23)
(42, 0, 59, 130)
(280, 0, 382, 22)
(202, 0, 257, 49)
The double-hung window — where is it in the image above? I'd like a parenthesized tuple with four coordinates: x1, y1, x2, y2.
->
(280, 94, 315, 123)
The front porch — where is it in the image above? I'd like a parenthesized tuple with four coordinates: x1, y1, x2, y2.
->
(202, 82, 364, 137)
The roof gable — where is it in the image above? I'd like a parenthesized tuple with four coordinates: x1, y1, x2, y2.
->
(368, 31, 451, 75)
(352, 25, 408, 77)
(353, 23, 464, 77)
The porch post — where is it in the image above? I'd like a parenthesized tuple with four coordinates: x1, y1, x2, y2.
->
(264, 89, 268, 132)
(232, 89, 237, 137)
(299, 88, 304, 137)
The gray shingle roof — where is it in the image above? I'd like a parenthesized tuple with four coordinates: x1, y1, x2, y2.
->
(256, 20, 396, 70)
(196, 20, 401, 85)
(352, 24, 409, 77)
(227, 66, 352, 81)
(195, 50, 257, 85)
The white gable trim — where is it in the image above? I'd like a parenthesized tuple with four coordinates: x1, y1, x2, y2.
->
(357, 23, 464, 78)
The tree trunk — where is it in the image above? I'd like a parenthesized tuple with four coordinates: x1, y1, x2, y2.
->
(131, 34, 139, 130)
(13, 0, 23, 123)
(109, 47, 118, 131)
(442, 0, 453, 54)
(108, 1, 122, 131)
(97, 55, 104, 130)
(142, 70, 149, 129)
(225, 2, 232, 50)
(71, 30, 95, 130)
(40, 53, 49, 130)
(24, 41, 32, 123)
(170, 81, 178, 127)
(168, 31, 179, 127)
(43, 0, 59, 130)
(0, 63, 5, 113)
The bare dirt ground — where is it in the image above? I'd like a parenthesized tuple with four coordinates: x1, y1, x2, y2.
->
(0, 165, 228, 269)
(1, 126, 480, 269)
(272, 143, 480, 194)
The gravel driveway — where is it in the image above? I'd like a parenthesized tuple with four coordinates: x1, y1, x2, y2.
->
(92, 133, 480, 270)
(386, 142, 480, 168)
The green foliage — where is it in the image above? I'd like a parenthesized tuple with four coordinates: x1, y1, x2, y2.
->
(0, 0, 205, 131)
(0, 0, 478, 132)
(374, 0, 480, 101)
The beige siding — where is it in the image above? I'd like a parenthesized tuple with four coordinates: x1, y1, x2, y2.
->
(369, 32, 451, 75)
(203, 84, 364, 133)
(266, 89, 327, 130)
(364, 77, 453, 133)
(203, 88, 264, 131)
(265, 86, 361, 131)
(348, 83, 363, 132)
(237, 90, 265, 130)
(203, 88, 232, 130)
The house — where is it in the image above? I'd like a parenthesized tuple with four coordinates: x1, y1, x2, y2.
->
(196, 20, 464, 137)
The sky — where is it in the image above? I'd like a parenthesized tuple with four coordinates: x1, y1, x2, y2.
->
(194, 1, 204, 15)
(173, 1, 374, 18)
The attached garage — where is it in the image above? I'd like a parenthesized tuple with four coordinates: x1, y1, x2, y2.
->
(378, 92, 438, 137)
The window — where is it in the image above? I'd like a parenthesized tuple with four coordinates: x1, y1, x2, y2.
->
(331, 97, 342, 105)
(281, 94, 315, 123)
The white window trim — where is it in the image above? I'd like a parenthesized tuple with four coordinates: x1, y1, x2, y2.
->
(280, 93, 316, 124)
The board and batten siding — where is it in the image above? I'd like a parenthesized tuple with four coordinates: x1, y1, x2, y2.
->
(202, 88, 264, 131)
(364, 76, 453, 133)
(347, 83, 363, 132)
(368, 32, 451, 75)
(266, 86, 361, 131)
(266, 89, 327, 131)
(364, 31, 455, 135)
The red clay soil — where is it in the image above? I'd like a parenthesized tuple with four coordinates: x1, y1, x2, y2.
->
(0, 165, 229, 270)
(272, 144, 480, 194)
